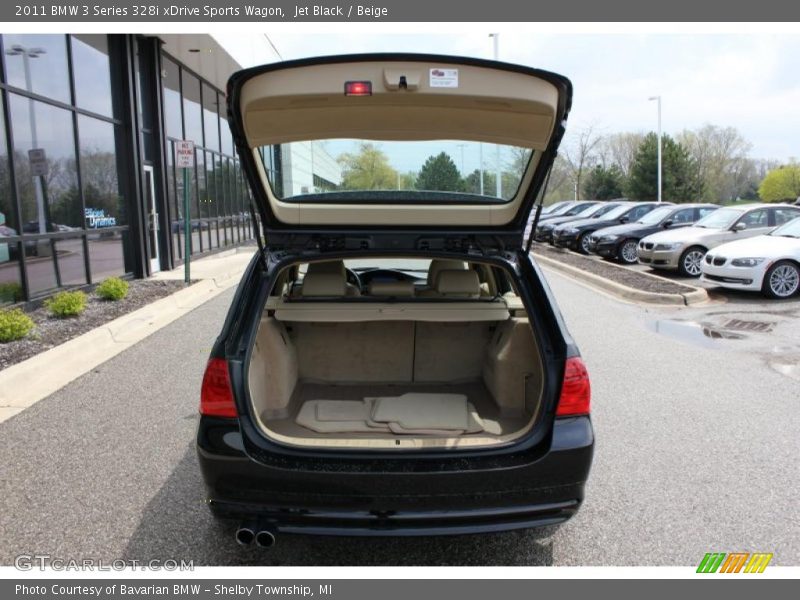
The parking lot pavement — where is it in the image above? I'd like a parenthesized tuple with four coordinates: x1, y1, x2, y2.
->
(1, 270, 798, 566)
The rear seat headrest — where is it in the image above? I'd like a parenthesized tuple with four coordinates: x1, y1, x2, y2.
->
(302, 261, 347, 297)
(306, 260, 346, 276)
(427, 259, 468, 286)
(368, 280, 415, 297)
(302, 272, 347, 297)
(435, 269, 481, 297)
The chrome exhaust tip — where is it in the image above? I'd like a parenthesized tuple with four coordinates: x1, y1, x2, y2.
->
(235, 523, 257, 546)
(255, 528, 277, 548)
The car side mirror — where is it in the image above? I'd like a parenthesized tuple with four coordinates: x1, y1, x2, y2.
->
(733, 222, 747, 231)
(662, 220, 673, 229)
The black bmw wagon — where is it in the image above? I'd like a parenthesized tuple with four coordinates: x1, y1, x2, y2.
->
(196, 54, 594, 546)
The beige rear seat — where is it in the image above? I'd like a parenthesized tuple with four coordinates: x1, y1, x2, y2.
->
(434, 269, 481, 298)
(300, 260, 360, 297)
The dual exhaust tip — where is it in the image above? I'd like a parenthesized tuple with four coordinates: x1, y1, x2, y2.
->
(235, 522, 277, 547)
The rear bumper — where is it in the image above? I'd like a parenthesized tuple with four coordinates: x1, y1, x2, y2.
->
(197, 416, 594, 536)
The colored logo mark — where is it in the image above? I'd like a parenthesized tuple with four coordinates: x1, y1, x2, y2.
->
(697, 552, 773, 573)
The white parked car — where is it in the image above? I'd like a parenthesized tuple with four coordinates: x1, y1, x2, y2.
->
(701, 216, 800, 298)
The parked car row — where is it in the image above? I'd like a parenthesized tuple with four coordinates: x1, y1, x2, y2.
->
(531, 200, 800, 298)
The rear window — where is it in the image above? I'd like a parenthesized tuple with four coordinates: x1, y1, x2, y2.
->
(258, 139, 533, 203)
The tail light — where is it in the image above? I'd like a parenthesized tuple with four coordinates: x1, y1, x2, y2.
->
(200, 358, 237, 417)
(556, 357, 591, 417)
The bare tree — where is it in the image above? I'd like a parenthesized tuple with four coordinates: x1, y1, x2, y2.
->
(543, 154, 573, 204)
(562, 123, 603, 199)
(677, 124, 752, 202)
(598, 132, 645, 178)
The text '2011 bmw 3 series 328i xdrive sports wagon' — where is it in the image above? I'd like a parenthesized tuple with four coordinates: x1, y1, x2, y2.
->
(196, 54, 594, 547)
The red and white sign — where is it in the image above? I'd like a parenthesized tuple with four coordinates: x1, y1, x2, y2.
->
(175, 140, 195, 168)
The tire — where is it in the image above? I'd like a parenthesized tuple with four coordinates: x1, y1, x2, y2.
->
(762, 260, 800, 299)
(577, 232, 593, 255)
(617, 239, 639, 265)
(678, 246, 706, 277)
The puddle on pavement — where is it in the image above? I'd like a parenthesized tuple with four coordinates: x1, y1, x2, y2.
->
(766, 348, 800, 382)
(646, 319, 745, 349)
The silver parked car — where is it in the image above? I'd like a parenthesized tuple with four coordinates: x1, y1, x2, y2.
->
(637, 203, 800, 277)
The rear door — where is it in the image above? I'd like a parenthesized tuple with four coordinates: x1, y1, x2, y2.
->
(227, 54, 572, 251)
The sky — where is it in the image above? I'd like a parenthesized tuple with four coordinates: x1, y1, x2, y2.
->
(214, 30, 800, 164)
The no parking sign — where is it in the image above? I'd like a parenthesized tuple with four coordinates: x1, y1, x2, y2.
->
(175, 140, 194, 168)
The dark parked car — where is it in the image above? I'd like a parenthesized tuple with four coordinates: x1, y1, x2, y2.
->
(197, 54, 593, 546)
(534, 200, 627, 244)
(552, 201, 666, 254)
(587, 203, 719, 264)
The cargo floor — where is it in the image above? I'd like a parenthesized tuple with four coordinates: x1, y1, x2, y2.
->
(261, 380, 530, 440)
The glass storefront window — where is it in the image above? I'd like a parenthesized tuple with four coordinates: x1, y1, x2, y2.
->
(71, 35, 114, 118)
(55, 237, 87, 286)
(0, 99, 17, 232)
(182, 71, 202, 147)
(3, 34, 71, 104)
(162, 56, 182, 140)
(220, 109, 233, 156)
(87, 231, 127, 280)
(0, 106, 24, 305)
(78, 116, 126, 228)
(25, 247, 59, 296)
(202, 84, 220, 152)
(8, 94, 80, 232)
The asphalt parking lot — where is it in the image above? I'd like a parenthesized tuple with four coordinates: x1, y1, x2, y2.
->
(0, 267, 798, 566)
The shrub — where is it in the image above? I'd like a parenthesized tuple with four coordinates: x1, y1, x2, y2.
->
(45, 290, 88, 318)
(0, 282, 23, 304)
(96, 277, 129, 301)
(0, 308, 35, 342)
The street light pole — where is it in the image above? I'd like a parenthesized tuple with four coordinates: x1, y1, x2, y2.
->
(5, 45, 47, 233)
(648, 95, 662, 202)
(490, 33, 502, 198)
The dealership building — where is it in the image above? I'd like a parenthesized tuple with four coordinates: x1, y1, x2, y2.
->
(0, 33, 340, 304)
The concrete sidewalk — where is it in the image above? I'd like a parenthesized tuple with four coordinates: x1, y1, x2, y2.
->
(0, 246, 257, 424)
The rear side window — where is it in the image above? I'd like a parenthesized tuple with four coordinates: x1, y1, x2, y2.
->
(672, 208, 695, 224)
(774, 207, 800, 225)
(628, 204, 655, 221)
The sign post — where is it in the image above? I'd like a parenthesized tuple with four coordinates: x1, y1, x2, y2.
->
(175, 140, 195, 284)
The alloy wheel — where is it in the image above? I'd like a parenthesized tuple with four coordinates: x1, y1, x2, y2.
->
(769, 264, 800, 298)
(580, 234, 592, 254)
(620, 241, 639, 264)
(683, 250, 704, 276)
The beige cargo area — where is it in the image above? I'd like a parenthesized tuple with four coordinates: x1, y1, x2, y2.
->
(247, 309, 544, 450)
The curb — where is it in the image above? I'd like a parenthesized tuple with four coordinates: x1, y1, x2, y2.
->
(535, 253, 709, 306)
(0, 273, 242, 424)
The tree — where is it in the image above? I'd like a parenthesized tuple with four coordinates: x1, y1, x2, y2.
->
(543, 154, 574, 204)
(463, 169, 494, 196)
(626, 132, 703, 202)
(597, 132, 645, 177)
(758, 164, 800, 202)
(562, 123, 603, 200)
(677, 124, 752, 203)
(583, 165, 625, 200)
(415, 152, 463, 192)
(337, 143, 398, 190)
